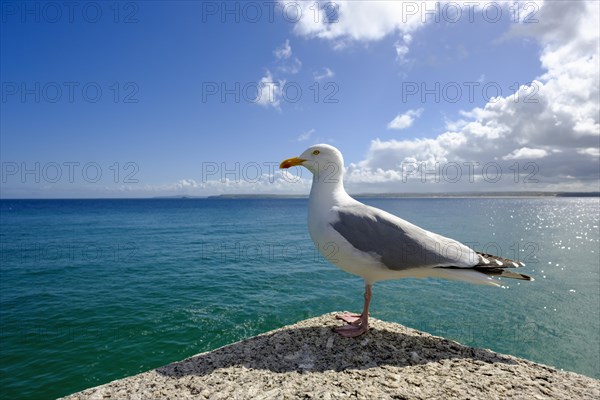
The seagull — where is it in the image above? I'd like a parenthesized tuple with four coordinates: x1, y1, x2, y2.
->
(280, 144, 533, 338)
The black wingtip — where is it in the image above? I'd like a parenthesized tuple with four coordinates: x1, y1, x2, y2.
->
(472, 267, 534, 281)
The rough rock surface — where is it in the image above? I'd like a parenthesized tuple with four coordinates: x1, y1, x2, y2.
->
(62, 313, 599, 399)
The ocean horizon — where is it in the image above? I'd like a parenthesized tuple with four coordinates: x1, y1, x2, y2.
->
(1, 197, 599, 398)
(1, 190, 599, 200)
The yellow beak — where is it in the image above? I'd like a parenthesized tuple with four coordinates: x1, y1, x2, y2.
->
(279, 157, 305, 169)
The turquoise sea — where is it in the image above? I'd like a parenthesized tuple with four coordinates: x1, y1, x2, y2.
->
(0, 197, 599, 399)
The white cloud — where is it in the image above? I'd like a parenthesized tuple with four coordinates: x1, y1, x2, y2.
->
(444, 118, 469, 132)
(254, 41, 300, 113)
(255, 40, 304, 112)
(313, 67, 335, 81)
(291, 1, 429, 43)
(578, 147, 600, 157)
(343, 1, 599, 192)
(274, 39, 292, 59)
(395, 33, 413, 63)
(256, 70, 284, 110)
(176, 179, 199, 189)
(297, 128, 315, 142)
(169, 170, 313, 197)
(394, 43, 409, 63)
(273, 39, 302, 74)
(289, 1, 555, 69)
(387, 108, 424, 130)
(503, 147, 549, 160)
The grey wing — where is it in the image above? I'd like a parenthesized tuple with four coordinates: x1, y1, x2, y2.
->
(330, 206, 478, 270)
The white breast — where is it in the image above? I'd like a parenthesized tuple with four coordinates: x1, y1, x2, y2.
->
(308, 201, 391, 282)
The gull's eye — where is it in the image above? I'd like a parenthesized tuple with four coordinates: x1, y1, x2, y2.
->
(312, 150, 320, 155)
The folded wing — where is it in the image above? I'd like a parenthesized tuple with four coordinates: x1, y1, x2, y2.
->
(330, 205, 532, 281)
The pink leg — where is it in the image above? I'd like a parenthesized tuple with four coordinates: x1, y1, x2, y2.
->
(335, 283, 372, 337)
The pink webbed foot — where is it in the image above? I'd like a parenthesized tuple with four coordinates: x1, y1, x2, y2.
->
(335, 313, 362, 325)
(334, 321, 368, 337)
(334, 283, 372, 338)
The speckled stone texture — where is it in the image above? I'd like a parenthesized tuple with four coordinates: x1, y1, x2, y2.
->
(61, 313, 599, 399)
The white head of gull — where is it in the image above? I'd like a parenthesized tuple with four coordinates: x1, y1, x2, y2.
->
(280, 144, 532, 337)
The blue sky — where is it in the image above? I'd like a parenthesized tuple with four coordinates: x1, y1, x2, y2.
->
(1, 1, 598, 198)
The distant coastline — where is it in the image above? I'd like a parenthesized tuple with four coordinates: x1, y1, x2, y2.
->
(202, 191, 600, 199)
